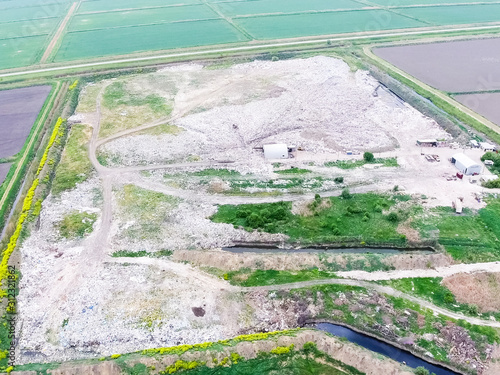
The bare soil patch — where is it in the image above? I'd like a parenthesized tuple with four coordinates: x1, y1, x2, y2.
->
(443, 272, 500, 312)
(0, 85, 51, 158)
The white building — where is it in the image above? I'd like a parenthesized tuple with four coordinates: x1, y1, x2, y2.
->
(480, 142, 496, 151)
(263, 144, 289, 159)
(452, 153, 482, 175)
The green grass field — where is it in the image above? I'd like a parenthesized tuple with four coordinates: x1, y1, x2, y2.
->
(3, 0, 500, 69)
(68, 5, 218, 32)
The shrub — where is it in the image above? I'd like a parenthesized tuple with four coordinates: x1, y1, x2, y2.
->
(468, 304, 479, 315)
(340, 188, 352, 199)
(414, 367, 430, 375)
(386, 212, 399, 222)
(483, 179, 500, 188)
(334, 176, 344, 184)
(363, 152, 374, 162)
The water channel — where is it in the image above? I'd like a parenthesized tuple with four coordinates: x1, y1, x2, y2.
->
(315, 323, 460, 375)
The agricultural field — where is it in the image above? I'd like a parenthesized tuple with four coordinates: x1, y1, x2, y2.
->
(0, 163, 11, 186)
(0, 85, 52, 158)
(374, 37, 500, 127)
(0, 0, 73, 69)
(455, 92, 500, 127)
(3, 0, 500, 69)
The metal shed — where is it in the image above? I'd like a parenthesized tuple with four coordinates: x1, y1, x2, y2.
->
(263, 144, 289, 159)
(452, 153, 482, 175)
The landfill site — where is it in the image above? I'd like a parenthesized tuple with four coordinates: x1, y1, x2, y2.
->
(15, 56, 500, 365)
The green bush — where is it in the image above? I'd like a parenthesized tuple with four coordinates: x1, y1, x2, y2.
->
(483, 179, 500, 188)
(386, 212, 399, 222)
(340, 188, 352, 200)
(414, 367, 430, 375)
(363, 152, 374, 162)
(334, 176, 344, 184)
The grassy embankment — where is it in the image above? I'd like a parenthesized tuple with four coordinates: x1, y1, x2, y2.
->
(12, 330, 365, 375)
(324, 157, 398, 169)
(51, 124, 93, 195)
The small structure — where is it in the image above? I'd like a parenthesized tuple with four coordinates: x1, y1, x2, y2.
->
(263, 144, 289, 159)
(451, 153, 481, 175)
(417, 139, 437, 147)
(480, 142, 496, 151)
(453, 198, 463, 214)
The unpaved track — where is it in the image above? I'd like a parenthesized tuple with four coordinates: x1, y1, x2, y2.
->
(40, 1, 80, 64)
(338, 261, 500, 281)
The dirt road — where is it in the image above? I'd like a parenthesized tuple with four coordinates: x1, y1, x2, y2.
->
(40, 1, 80, 64)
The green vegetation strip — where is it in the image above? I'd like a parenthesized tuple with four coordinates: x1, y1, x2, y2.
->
(111, 249, 173, 258)
(211, 193, 409, 245)
(224, 268, 338, 287)
(13, 330, 363, 375)
(52, 124, 93, 195)
(324, 157, 398, 169)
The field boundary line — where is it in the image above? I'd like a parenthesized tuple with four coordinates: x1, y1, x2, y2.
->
(2, 24, 500, 79)
(202, 0, 254, 40)
(40, 1, 80, 64)
(0, 82, 61, 213)
(78, 2, 212, 15)
(363, 46, 500, 138)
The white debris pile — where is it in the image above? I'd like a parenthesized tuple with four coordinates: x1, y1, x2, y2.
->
(99, 56, 446, 168)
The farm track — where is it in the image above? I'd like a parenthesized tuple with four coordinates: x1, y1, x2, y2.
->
(0, 81, 63, 223)
(40, 1, 80, 64)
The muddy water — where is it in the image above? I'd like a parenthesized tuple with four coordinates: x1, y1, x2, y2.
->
(374, 38, 500, 92)
(316, 323, 460, 375)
